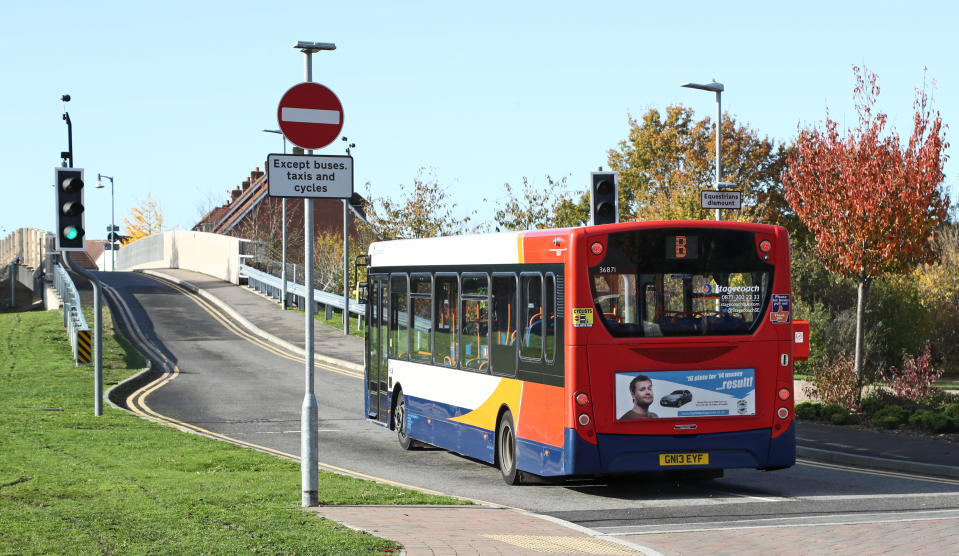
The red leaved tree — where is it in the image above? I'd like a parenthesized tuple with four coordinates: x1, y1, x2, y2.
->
(782, 66, 949, 403)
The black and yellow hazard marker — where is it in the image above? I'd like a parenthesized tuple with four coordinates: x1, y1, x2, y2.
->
(76, 329, 92, 365)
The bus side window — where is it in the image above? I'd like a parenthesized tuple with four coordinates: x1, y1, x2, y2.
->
(520, 273, 543, 361)
(491, 274, 517, 376)
(460, 273, 489, 372)
(410, 274, 432, 363)
(544, 273, 555, 364)
(389, 274, 409, 360)
(433, 274, 459, 368)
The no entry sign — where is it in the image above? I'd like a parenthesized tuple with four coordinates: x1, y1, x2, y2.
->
(277, 82, 344, 150)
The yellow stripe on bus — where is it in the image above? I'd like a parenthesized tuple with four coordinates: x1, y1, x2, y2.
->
(449, 377, 522, 431)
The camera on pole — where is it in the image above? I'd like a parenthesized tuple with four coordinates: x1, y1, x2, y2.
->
(56, 167, 85, 250)
(590, 171, 618, 225)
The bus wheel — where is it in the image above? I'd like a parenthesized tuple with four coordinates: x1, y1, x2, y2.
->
(395, 391, 414, 450)
(497, 410, 522, 485)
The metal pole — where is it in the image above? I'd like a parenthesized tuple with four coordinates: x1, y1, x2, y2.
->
(62, 255, 103, 416)
(300, 46, 319, 508)
(715, 90, 722, 222)
(9, 261, 14, 308)
(281, 198, 287, 309)
(343, 199, 349, 335)
(64, 112, 74, 168)
(110, 178, 116, 271)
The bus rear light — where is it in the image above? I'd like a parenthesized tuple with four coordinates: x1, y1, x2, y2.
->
(575, 392, 590, 406)
(578, 413, 591, 426)
(778, 388, 791, 401)
(590, 242, 604, 256)
(759, 239, 773, 253)
(777, 407, 789, 419)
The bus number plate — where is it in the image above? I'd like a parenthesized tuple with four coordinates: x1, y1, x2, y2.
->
(659, 453, 709, 466)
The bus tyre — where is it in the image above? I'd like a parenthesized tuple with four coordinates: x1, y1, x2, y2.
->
(497, 410, 522, 485)
(395, 391, 415, 451)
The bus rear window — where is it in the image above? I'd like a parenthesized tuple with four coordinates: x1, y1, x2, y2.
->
(589, 228, 773, 337)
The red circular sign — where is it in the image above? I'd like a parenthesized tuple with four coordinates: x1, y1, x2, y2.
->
(276, 82, 344, 150)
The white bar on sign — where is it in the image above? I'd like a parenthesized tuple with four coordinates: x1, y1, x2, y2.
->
(281, 107, 340, 125)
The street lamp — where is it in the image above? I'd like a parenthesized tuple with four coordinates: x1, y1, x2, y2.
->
(95, 174, 116, 270)
(681, 80, 735, 221)
(263, 129, 288, 309)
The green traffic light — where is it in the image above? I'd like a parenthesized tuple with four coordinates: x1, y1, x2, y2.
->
(64, 226, 81, 241)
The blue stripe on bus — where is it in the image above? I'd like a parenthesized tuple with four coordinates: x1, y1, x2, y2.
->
(394, 392, 795, 476)
(594, 424, 795, 472)
(404, 395, 496, 464)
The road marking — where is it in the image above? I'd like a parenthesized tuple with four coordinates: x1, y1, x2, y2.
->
(798, 458, 959, 485)
(598, 508, 959, 536)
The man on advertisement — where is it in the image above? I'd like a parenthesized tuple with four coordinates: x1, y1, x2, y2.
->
(620, 374, 660, 419)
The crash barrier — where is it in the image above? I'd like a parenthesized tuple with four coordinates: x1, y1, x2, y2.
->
(53, 263, 91, 365)
(239, 263, 365, 328)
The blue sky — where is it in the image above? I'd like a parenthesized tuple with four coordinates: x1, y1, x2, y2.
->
(2, 1, 956, 238)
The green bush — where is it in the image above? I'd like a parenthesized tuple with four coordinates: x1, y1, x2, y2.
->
(819, 403, 848, 422)
(826, 406, 858, 425)
(908, 409, 953, 433)
(795, 401, 824, 420)
(859, 390, 898, 416)
(945, 403, 959, 421)
(872, 405, 910, 429)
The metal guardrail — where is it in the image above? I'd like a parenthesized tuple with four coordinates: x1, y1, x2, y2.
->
(53, 263, 90, 363)
(239, 263, 366, 318)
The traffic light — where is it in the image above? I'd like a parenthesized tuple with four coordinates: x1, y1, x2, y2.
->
(55, 167, 85, 250)
(590, 171, 618, 225)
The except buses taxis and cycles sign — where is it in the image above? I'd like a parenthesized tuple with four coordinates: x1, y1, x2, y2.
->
(270, 81, 353, 199)
(267, 154, 353, 199)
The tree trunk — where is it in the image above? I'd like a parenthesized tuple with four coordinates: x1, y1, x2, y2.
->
(853, 277, 871, 407)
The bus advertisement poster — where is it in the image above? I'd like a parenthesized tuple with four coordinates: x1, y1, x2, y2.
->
(616, 369, 756, 419)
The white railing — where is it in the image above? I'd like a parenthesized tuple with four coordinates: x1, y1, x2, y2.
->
(53, 263, 89, 360)
(239, 263, 365, 318)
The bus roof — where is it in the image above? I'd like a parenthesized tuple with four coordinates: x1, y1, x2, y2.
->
(367, 221, 785, 268)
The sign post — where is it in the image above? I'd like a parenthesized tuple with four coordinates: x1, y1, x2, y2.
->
(282, 40, 340, 509)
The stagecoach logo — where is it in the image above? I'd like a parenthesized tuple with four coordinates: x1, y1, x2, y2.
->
(572, 307, 594, 327)
(769, 294, 791, 324)
(737, 399, 749, 414)
(701, 283, 713, 295)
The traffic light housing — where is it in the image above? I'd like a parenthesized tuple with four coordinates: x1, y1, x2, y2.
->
(55, 167, 85, 250)
(590, 171, 618, 225)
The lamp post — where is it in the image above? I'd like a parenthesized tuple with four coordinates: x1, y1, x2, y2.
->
(263, 129, 288, 309)
(95, 174, 115, 270)
(681, 80, 734, 221)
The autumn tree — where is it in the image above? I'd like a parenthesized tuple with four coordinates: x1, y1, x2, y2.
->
(493, 175, 575, 231)
(782, 66, 949, 402)
(607, 105, 792, 225)
(365, 168, 474, 239)
(123, 194, 165, 242)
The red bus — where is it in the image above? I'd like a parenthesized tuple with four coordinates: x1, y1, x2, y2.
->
(364, 220, 809, 484)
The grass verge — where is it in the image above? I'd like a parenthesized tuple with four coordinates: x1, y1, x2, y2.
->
(0, 310, 465, 555)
